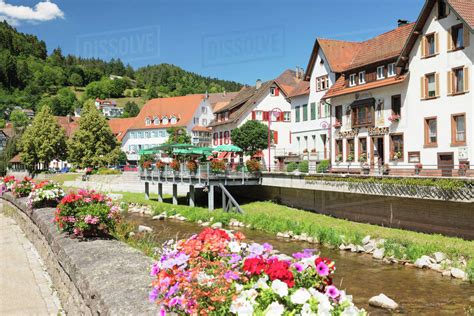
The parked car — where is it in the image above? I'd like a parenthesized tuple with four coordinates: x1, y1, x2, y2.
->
(59, 167, 70, 173)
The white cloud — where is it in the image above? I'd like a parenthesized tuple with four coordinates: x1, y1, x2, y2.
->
(0, 0, 64, 25)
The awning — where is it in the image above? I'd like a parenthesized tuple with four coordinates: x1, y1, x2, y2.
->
(350, 98, 375, 108)
(214, 144, 243, 152)
(218, 152, 231, 159)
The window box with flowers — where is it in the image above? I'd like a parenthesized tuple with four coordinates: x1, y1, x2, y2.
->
(155, 160, 166, 171)
(388, 114, 401, 124)
(393, 151, 402, 161)
(359, 153, 367, 163)
(335, 153, 343, 162)
(347, 153, 354, 162)
(415, 163, 423, 175)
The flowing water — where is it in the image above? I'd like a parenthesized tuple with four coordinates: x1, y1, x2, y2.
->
(126, 213, 474, 315)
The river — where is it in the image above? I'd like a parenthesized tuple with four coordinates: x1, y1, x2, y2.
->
(125, 213, 474, 315)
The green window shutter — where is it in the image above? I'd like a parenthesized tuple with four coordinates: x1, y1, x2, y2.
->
(295, 106, 300, 122)
(310, 102, 316, 120)
(303, 104, 308, 121)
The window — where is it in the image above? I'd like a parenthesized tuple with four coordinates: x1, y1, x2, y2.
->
(145, 118, 151, 126)
(310, 102, 316, 120)
(224, 112, 229, 121)
(295, 107, 300, 122)
(358, 71, 366, 84)
(159, 130, 165, 137)
(302, 104, 308, 121)
(335, 105, 343, 122)
(377, 66, 385, 80)
(145, 131, 150, 138)
(335, 139, 343, 160)
(316, 75, 329, 91)
(451, 113, 466, 145)
(391, 95, 401, 116)
(424, 117, 437, 146)
(193, 117, 199, 124)
(352, 103, 374, 127)
(255, 111, 263, 121)
(283, 111, 291, 122)
(349, 74, 356, 87)
(154, 117, 160, 125)
(130, 131, 136, 139)
(202, 106, 207, 113)
(453, 67, 464, 94)
(423, 73, 438, 98)
(162, 117, 169, 124)
(387, 63, 396, 77)
(152, 131, 158, 137)
(408, 151, 421, 163)
(346, 139, 355, 161)
(390, 134, 404, 161)
(137, 131, 143, 138)
(438, 0, 447, 19)
(450, 24, 464, 50)
(424, 33, 436, 57)
(270, 87, 280, 96)
(170, 116, 177, 124)
(358, 137, 367, 160)
(320, 102, 330, 118)
(202, 118, 208, 126)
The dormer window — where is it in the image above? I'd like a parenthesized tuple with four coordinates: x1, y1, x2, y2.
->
(153, 117, 160, 125)
(145, 118, 151, 126)
(349, 74, 356, 87)
(316, 75, 329, 92)
(224, 112, 229, 121)
(377, 66, 385, 80)
(162, 116, 169, 125)
(358, 71, 366, 84)
(270, 87, 280, 96)
(170, 116, 177, 124)
(388, 63, 396, 77)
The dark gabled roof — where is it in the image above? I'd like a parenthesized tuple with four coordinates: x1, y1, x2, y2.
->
(287, 80, 310, 98)
(398, 0, 474, 68)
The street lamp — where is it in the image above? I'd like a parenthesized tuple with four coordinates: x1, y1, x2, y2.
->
(268, 107, 282, 172)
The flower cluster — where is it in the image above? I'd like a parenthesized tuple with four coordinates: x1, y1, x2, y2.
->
(11, 177, 35, 197)
(186, 160, 198, 172)
(54, 189, 121, 238)
(149, 228, 365, 315)
(388, 114, 401, 123)
(211, 159, 226, 173)
(27, 181, 65, 208)
(170, 160, 180, 172)
(1, 175, 16, 192)
(246, 159, 261, 173)
(156, 161, 166, 170)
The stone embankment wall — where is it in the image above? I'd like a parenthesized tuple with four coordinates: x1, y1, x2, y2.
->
(1, 193, 156, 315)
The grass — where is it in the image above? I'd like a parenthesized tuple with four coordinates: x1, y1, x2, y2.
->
(49, 173, 79, 184)
(117, 191, 474, 268)
(114, 96, 146, 108)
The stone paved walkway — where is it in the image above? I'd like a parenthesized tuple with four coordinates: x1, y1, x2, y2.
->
(0, 212, 61, 315)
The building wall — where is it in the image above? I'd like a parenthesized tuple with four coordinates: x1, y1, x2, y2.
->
(404, 5, 473, 173)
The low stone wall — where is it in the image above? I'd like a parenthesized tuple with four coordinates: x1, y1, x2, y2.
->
(1, 193, 156, 315)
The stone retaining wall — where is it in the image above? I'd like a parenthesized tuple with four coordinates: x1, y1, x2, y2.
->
(1, 193, 156, 315)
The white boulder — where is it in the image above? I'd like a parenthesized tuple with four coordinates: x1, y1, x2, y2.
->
(369, 294, 399, 310)
(450, 268, 467, 280)
(373, 248, 385, 260)
(138, 225, 153, 233)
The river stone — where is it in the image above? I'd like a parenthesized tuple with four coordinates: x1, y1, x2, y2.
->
(211, 222, 223, 229)
(429, 263, 443, 272)
(363, 241, 376, 253)
(373, 248, 385, 260)
(362, 235, 371, 245)
(433, 252, 446, 263)
(152, 214, 166, 220)
(201, 222, 210, 227)
(356, 245, 365, 253)
(414, 255, 434, 268)
(369, 294, 399, 310)
(442, 270, 451, 277)
(450, 268, 467, 280)
(138, 225, 153, 233)
(339, 244, 347, 250)
(276, 232, 285, 238)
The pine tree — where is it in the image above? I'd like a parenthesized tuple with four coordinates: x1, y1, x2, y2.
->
(68, 103, 121, 168)
(20, 106, 67, 171)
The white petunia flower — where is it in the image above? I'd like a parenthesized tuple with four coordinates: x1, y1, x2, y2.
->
(271, 279, 288, 297)
(300, 255, 319, 269)
(341, 306, 362, 316)
(264, 301, 285, 316)
(228, 241, 241, 253)
(290, 288, 311, 305)
(255, 275, 269, 290)
(230, 297, 254, 316)
(301, 303, 317, 316)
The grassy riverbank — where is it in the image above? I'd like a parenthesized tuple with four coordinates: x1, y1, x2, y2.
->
(118, 191, 474, 281)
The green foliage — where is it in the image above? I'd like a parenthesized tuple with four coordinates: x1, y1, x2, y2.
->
(38, 87, 80, 115)
(67, 103, 121, 168)
(116, 150, 127, 165)
(0, 118, 6, 128)
(20, 106, 67, 170)
(467, 260, 474, 283)
(139, 154, 155, 168)
(317, 160, 330, 173)
(231, 120, 269, 156)
(97, 168, 121, 175)
(9, 109, 28, 128)
(298, 160, 309, 173)
(166, 127, 191, 144)
(0, 132, 20, 175)
(84, 78, 129, 99)
(122, 101, 140, 118)
(286, 162, 297, 172)
(68, 73, 83, 87)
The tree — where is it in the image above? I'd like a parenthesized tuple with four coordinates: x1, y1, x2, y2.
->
(9, 109, 29, 128)
(19, 106, 67, 171)
(147, 86, 159, 99)
(122, 101, 140, 118)
(38, 88, 79, 116)
(68, 73, 83, 89)
(68, 103, 121, 168)
(231, 120, 269, 156)
(166, 127, 191, 144)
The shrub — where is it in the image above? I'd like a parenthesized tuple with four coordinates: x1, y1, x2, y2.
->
(317, 160, 330, 173)
(97, 168, 121, 175)
(210, 160, 226, 173)
(298, 160, 309, 173)
(54, 190, 121, 238)
(27, 181, 64, 208)
(12, 177, 35, 198)
(149, 228, 366, 315)
(286, 162, 297, 172)
(246, 159, 261, 172)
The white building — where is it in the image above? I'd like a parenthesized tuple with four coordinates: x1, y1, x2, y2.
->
(209, 70, 302, 170)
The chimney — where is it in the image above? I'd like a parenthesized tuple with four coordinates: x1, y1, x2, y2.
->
(205, 90, 209, 99)
(256, 79, 262, 89)
(397, 19, 408, 27)
(295, 66, 300, 79)
(67, 114, 72, 123)
(223, 90, 226, 96)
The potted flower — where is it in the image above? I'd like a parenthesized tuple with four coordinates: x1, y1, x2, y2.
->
(142, 161, 152, 170)
(388, 113, 401, 123)
(361, 162, 370, 175)
(335, 153, 343, 162)
(333, 119, 342, 128)
(211, 159, 226, 174)
(359, 153, 367, 163)
(415, 163, 423, 175)
(186, 160, 198, 174)
(393, 151, 402, 161)
(303, 148, 308, 154)
(458, 163, 468, 177)
(2, 175, 16, 192)
(27, 181, 65, 208)
(347, 153, 354, 162)
(170, 160, 181, 174)
(245, 159, 261, 174)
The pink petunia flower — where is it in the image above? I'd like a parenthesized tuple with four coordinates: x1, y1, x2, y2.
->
(316, 261, 329, 276)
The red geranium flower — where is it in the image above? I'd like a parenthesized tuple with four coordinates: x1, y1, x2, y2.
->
(243, 257, 267, 275)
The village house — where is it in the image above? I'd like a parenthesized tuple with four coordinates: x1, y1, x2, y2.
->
(208, 70, 302, 170)
(321, 0, 472, 177)
(95, 98, 124, 118)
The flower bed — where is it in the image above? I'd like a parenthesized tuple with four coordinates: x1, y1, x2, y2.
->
(1, 175, 17, 193)
(54, 189, 121, 238)
(149, 228, 365, 315)
(12, 176, 35, 197)
(27, 180, 65, 208)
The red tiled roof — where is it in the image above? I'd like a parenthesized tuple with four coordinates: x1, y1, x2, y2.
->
(9, 154, 21, 163)
(55, 116, 79, 138)
(130, 95, 205, 130)
(207, 92, 239, 106)
(192, 125, 211, 132)
(318, 39, 361, 72)
(212, 101, 231, 113)
(448, 0, 474, 29)
(275, 69, 303, 95)
(287, 81, 310, 98)
(324, 74, 407, 99)
(0, 127, 14, 138)
(108, 117, 136, 141)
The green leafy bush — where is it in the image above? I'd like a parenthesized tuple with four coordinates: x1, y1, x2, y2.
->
(286, 162, 297, 172)
(317, 160, 330, 173)
(298, 160, 309, 173)
(97, 168, 121, 175)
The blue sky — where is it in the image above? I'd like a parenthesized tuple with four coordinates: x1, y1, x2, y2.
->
(8, 0, 425, 84)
